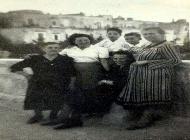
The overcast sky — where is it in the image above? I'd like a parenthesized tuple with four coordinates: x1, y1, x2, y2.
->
(0, 0, 190, 22)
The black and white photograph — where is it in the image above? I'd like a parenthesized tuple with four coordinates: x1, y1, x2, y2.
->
(0, 0, 190, 140)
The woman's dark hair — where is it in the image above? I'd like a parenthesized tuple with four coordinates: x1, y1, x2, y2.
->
(107, 27, 122, 35)
(124, 32, 141, 39)
(110, 50, 135, 63)
(142, 27, 165, 34)
(68, 33, 94, 46)
(39, 42, 60, 49)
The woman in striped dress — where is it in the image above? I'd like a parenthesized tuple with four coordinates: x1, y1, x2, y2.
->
(117, 27, 181, 129)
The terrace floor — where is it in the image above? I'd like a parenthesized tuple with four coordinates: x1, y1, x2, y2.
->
(0, 93, 190, 140)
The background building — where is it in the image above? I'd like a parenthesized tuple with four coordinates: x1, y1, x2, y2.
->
(0, 10, 189, 46)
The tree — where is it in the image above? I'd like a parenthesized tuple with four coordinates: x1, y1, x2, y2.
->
(0, 16, 12, 28)
(0, 34, 13, 51)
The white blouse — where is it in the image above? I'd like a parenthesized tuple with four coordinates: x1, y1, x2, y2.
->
(126, 40, 151, 60)
(95, 37, 130, 52)
(59, 45, 109, 63)
(126, 39, 151, 48)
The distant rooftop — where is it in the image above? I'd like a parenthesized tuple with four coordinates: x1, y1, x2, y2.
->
(114, 16, 125, 20)
(2, 10, 188, 25)
(62, 12, 85, 16)
(8, 10, 44, 14)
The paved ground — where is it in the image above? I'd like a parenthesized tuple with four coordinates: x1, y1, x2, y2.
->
(0, 94, 190, 140)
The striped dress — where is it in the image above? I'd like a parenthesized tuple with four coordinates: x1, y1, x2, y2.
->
(117, 41, 181, 109)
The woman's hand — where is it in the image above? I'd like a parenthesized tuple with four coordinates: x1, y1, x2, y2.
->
(24, 53, 39, 59)
(68, 83, 75, 92)
(98, 80, 114, 85)
(132, 61, 149, 66)
(14, 71, 32, 80)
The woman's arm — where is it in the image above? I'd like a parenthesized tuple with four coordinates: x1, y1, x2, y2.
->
(10, 57, 33, 72)
(66, 56, 77, 91)
(148, 43, 182, 69)
(96, 46, 110, 71)
(100, 58, 110, 71)
(9, 58, 33, 80)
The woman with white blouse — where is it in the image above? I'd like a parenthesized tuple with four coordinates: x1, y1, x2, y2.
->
(95, 27, 129, 52)
(50, 33, 110, 129)
(60, 33, 110, 89)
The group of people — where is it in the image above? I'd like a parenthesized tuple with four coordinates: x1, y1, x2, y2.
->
(10, 26, 181, 130)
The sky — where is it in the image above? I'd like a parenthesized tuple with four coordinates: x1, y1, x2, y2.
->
(0, 0, 190, 22)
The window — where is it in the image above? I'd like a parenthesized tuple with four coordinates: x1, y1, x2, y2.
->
(38, 33, 44, 42)
(52, 21, 56, 25)
(60, 24, 64, 27)
(106, 25, 110, 28)
(54, 35, 58, 40)
(28, 18, 34, 26)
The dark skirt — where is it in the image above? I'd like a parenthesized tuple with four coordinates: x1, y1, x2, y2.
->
(74, 62, 104, 89)
(24, 78, 66, 110)
(74, 62, 110, 113)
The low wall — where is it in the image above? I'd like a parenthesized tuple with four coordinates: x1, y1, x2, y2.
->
(0, 59, 190, 117)
(0, 59, 27, 98)
(173, 60, 190, 116)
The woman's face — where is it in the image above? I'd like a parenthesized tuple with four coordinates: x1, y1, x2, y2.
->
(43, 44, 60, 55)
(74, 37, 91, 48)
(142, 29, 165, 43)
(124, 35, 141, 45)
(107, 31, 121, 42)
(113, 54, 128, 66)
